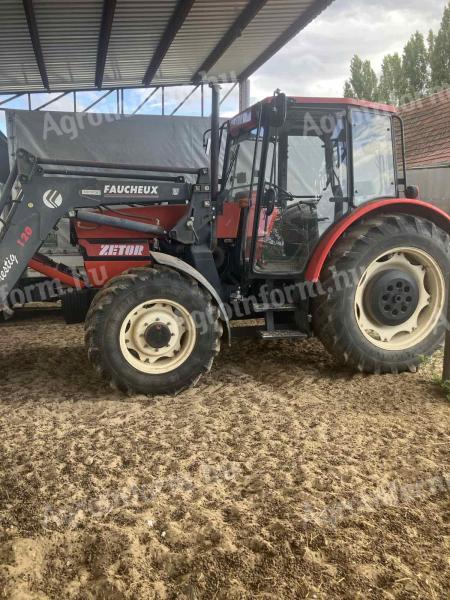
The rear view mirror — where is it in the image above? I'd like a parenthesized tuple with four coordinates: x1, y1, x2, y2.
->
(263, 187, 277, 216)
(270, 91, 287, 128)
(405, 185, 419, 199)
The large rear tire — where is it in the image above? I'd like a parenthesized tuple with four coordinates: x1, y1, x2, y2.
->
(312, 214, 450, 374)
(85, 266, 223, 395)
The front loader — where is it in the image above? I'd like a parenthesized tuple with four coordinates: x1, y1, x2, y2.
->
(1, 90, 449, 394)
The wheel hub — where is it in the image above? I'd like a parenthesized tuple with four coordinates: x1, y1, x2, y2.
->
(367, 268, 419, 326)
(354, 248, 445, 351)
(119, 300, 197, 374)
(144, 322, 172, 349)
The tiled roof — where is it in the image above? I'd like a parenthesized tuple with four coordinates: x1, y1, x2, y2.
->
(399, 88, 450, 168)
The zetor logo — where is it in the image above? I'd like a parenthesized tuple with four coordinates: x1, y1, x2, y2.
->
(103, 184, 159, 195)
(99, 244, 145, 257)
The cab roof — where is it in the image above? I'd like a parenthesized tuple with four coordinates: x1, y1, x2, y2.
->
(286, 97, 397, 113)
(228, 96, 397, 135)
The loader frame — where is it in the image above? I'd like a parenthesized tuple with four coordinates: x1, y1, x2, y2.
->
(0, 148, 220, 309)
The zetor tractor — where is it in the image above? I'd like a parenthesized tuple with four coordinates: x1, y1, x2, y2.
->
(0, 91, 449, 394)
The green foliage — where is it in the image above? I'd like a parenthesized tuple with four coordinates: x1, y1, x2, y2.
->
(343, 2, 450, 104)
(403, 32, 429, 97)
(430, 3, 450, 87)
(344, 55, 379, 101)
(378, 53, 404, 104)
(343, 80, 355, 99)
(432, 375, 450, 402)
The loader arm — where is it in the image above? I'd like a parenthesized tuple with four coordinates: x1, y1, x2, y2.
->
(0, 149, 213, 308)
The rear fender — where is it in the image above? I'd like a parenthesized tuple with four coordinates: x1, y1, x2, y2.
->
(150, 251, 231, 344)
(305, 199, 450, 282)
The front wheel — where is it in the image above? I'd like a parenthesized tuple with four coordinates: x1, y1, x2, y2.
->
(85, 266, 223, 395)
(313, 214, 450, 374)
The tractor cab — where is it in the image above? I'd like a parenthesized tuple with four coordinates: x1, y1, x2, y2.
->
(220, 94, 402, 278)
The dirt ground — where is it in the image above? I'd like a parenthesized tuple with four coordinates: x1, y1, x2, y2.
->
(0, 307, 448, 600)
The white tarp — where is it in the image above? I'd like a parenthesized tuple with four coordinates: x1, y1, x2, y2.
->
(5, 109, 216, 171)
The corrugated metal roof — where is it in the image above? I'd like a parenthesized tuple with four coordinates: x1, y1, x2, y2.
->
(0, 0, 335, 93)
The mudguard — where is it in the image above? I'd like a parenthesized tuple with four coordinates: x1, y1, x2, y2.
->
(305, 198, 450, 282)
(150, 251, 231, 344)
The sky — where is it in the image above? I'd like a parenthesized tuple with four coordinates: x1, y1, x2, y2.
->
(250, 0, 447, 101)
(0, 0, 448, 131)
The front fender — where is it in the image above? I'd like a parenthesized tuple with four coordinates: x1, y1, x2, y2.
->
(150, 251, 231, 344)
(305, 198, 450, 282)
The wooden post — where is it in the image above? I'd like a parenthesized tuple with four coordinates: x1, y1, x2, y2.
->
(443, 280, 450, 381)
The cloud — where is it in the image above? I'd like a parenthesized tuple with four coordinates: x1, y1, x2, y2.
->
(250, 0, 446, 100)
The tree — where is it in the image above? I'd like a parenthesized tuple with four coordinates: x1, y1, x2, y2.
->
(343, 80, 355, 98)
(378, 53, 404, 105)
(343, 55, 379, 101)
(402, 31, 429, 98)
(430, 3, 450, 87)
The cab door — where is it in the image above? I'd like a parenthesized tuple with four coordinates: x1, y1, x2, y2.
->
(249, 109, 349, 277)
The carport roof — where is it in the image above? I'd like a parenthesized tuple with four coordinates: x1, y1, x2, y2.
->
(0, 0, 334, 93)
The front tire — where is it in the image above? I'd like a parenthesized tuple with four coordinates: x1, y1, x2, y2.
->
(85, 266, 223, 395)
(313, 214, 450, 374)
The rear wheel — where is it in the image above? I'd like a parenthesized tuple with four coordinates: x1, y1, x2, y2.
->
(313, 214, 450, 373)
(85, 266, 223, 395)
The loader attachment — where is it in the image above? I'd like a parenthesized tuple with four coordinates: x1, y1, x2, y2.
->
(0, 149, 213, 310)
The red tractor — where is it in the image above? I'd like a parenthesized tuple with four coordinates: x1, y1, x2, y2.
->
(1, 91, 449, 394)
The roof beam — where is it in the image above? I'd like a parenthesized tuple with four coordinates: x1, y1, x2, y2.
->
(192, 0, 268, 84)
(23, 0, 49, 90)
(219, 82, 238, 106)
(35, 91, 70, 111)
(142, 0, 195, 86)
(82, 89, 114, 112)
(171, 84, 199, 115)
(238, 0, 335, 81)
(0, 94, 24, 107)
(132, 87, 160, 114)
(95, 0, 117, 89)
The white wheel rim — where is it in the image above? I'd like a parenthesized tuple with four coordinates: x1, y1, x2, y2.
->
(119, 299, 197, 374)
(354, 247, 445, 351)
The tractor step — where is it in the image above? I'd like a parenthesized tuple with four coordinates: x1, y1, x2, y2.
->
(259, 330, 307, 340)
(252, 303, 296, 313)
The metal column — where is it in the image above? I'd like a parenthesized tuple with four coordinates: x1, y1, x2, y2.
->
(239, 78, 251, 111)
(210, 83, 220, 202)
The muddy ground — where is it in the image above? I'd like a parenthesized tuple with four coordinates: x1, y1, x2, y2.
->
(0, 307, 448, 599)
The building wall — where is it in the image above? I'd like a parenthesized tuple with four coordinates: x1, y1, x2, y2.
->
(406, 165, 450, 214)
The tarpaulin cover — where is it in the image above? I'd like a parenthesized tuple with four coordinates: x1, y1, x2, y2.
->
(5, 109, 217, 173)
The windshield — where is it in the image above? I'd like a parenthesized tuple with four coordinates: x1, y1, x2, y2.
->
(222, 128, 261, 201)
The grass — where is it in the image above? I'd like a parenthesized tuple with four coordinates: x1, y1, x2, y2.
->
(432, 375, 450, 402)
